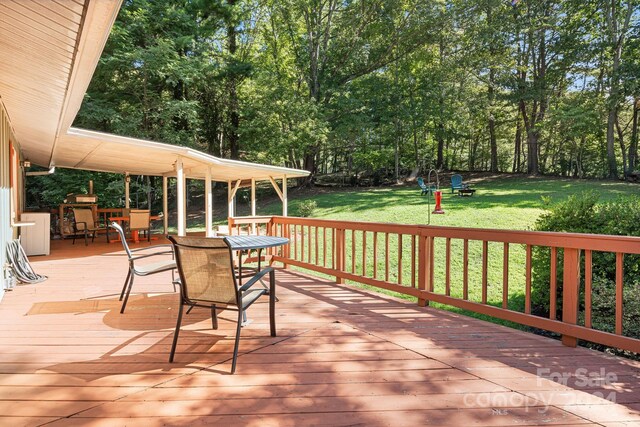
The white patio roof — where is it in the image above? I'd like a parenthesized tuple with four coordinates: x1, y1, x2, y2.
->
(56, 128, 309, 181)
(0, 0, 307, 183)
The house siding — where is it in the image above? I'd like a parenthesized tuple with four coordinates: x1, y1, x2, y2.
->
(1, 100, 17, 298)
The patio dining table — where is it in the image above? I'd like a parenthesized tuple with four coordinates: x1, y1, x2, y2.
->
(224, 235, 289, 324)
(225, 235, 289, 277)
(109, 215, 161, 243)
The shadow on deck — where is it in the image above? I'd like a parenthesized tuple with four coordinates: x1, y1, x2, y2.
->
(0, 238, 638, 426)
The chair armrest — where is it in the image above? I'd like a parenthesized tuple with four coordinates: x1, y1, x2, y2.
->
(74, 221, 87, 231)
(130, 250, 174, 261)
(239, 267, 273, 292)
(130, 244, 173, 253)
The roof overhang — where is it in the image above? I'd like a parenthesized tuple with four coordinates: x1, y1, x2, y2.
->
(56, 128, 309, 181)
(0, 0, 309, 182)
(0, 0, 122, 166)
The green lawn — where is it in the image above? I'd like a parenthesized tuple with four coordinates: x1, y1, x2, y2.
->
(258, 175, 639, 326)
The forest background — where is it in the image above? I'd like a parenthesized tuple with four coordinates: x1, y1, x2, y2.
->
(27, 0, 640, 207)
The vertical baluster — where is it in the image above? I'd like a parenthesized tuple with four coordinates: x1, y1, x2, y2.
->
(585, 250, 592, 328)
(463, 239, 469, 300)
(616, 252, 624, 335)
(445, 238, 451, 296)
(335, 228, 345, 284)
(429, 237, 435, 291)
(550, 247, 558, 319)
(398, 234, 403, 285)
(385, 233, 390, 282)
(323, 227, 327, 267)
(362, 231, 367, 276)
(332, 228, 336, 269)
(300, 225, 305, 261)
(525, 244, 532, 314)
(373, 232, 378, 279)
(481, 241, 488, 304)
(294, 224, 298, 260)
(351, 230, 356, 273)
(308, 226, 312, 263)
(502, 243, 509, 309)
(315, 226, 319, 265)
(411, 235, 416, 288)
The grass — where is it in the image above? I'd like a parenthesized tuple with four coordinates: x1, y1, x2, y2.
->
(251, 174, 639, 327)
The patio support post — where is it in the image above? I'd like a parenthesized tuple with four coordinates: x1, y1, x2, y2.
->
(124, 173, 130, 209)
(227, 180, 234, 219)
(162, 176, 168, 234)
(561, 248, 580, 347)
(282, 175, 288, 216)
(205, 168, 213, 237)
(251, 178, 256, 234)
(176, 159, 186, 236)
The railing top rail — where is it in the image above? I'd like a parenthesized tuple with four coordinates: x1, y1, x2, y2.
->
(270, 215, 640, 254)
(229, 215, 273, 225)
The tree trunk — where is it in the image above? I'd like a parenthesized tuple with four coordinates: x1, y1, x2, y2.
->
(616, 117, 627, 177)
(513, 117, 522, 172)
(226, 0, 240, 160)
(607, 108, 619, 178)
(604, 1, 633, 178)
(629, 97, 639, 172)
(487, 5, 498, 173)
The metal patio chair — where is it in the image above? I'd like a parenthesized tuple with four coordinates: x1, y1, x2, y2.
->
(167, 235, 276, 373)
(72, 208, 108, 245)
(129, 209, 152, 242)
(110, 222, 176, 314)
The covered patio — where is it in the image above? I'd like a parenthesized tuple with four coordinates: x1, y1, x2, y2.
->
(1, 238, 639, 426)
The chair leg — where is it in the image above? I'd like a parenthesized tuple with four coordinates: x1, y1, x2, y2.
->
(186, 305, 195, 315)
(169, 302, 184, 363)
(269, 269, 276, 337)
(231, 310, 243, 374)
(120, 274, 135, 314)
(91, 231, 96, 243)
(211, 305, 218, 329)
(119, 270, 132, 301)
(84, 230, 88, 246)
(72, 233, 76, 245)
(148, 227, 151, 242)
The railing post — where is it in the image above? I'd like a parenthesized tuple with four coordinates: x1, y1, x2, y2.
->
(335, 228, 345, 284)
(562, 247, 580, 347)
(417, 234, 429, 307)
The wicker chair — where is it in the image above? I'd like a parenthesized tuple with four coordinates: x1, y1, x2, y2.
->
(110, 222, 176, 313)
(167, 235, 276, 373)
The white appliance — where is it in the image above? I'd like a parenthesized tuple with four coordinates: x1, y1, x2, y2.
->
(20, 213, 50, 256)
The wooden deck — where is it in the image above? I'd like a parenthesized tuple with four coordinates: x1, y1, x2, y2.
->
(1, 238, 639, 426)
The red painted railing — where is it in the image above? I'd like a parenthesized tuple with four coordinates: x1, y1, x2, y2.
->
(230, 215, 640, 353)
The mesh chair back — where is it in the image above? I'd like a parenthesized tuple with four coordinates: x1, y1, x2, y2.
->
(129, 209, 150, 230)
(168, 236, 238, 306)
(110, 222, 133, 258)
(73, 208, 95, 230)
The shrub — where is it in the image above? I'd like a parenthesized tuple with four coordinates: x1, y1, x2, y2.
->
(531, 192, 640, 353)
(296, 200, 317, 217)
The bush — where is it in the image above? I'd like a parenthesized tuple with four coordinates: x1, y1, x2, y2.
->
(531, 192, 640, 353)
(296, 200, 317, 217)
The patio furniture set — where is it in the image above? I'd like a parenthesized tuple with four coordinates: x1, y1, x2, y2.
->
(109, 221, 287, 374)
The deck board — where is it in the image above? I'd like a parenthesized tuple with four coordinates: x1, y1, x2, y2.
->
(0, 238, 638, 426)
